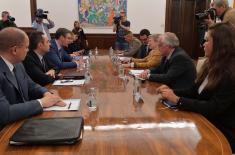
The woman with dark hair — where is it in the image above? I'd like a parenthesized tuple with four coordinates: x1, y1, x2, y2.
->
(157, 23, 235, 152)
(72, 21, 88, 51)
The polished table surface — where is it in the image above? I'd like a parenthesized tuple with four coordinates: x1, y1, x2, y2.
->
(0, 55, 232, 155)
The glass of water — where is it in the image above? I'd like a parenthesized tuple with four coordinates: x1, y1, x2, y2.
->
(118, 64, 125, 79)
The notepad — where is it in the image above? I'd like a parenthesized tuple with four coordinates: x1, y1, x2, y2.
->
(53, 80, 85, 86)
(83, 56, 89, 60)
(44, 99, 80, 111)
(118, 56, 131, 62)
(129, 69, 144, 76)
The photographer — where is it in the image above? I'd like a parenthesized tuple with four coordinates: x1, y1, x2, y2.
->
(32, 9, 55, 40)
(113, 10, 130, 51)
(0, 11, 17, 31)
(205, 0, 235, 28)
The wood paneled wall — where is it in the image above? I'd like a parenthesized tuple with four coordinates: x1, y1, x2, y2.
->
(86, 34, 116, 49)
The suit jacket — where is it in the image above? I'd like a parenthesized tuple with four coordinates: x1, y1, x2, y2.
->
(132, 49, 161, 68)
(45, 39, 77, 69)
(32, 19, 54, 40)
(0, 58, 47, 127)
(124, 38, 142, 57)
(136, 44, 151, 59)
(175, 75, 235, 152)
(223, 7, 235, 28)
(149, 47, 196, 90)
(23, 50, 59, 86)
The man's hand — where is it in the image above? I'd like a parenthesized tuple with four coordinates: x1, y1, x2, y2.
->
(156, 86, 179, 104)
(46, 69, 56, 78)
(138, 70, 150, 79)
(41, 93, 66, 108)
(122, 63, 131, 68)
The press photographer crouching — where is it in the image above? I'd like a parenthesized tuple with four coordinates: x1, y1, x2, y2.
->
(32, 8, 55, 40)
(113, 10, 130, 51)
(0, 11, 17, 31)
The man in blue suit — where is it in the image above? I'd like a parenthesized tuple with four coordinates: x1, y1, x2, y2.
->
(45, 28, 79, 69)
(0, 27, 65, 127)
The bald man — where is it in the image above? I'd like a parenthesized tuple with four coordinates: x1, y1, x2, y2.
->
(0, 27, 65, 127)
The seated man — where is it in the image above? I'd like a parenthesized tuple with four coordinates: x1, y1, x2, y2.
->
(23, 31, 59, 86)
(118, 31, 141, 58)
(139, 32, 196, 90)
(122, 34, 161, 69)
(137, 29, 151, 58)
(0, 27, 65, 127)
(45, 28, 80, 69)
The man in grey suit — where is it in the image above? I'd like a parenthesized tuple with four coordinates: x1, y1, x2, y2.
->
(139, 32, 196, 90)
(0, 27, 65, 127)
(32, 9, 55, 40)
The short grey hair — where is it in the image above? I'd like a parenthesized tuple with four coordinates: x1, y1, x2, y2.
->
(148, 34, 161, 42)
(161, 32, 179, 48)
(213, 0, 229, 8)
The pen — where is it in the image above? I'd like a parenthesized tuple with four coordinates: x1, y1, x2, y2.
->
(68, 102, 72, 109)
(60, 80, 73, 83)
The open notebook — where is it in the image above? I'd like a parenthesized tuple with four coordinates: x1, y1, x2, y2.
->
(53, 80, 85, 86)
(44, 99, 80, 111)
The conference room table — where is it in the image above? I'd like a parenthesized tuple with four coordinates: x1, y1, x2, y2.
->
(0, 54, 232, 155)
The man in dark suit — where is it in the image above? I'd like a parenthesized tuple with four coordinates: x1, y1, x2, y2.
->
(23, 31, 59, 86)
(0, 27, 65, 127)
(139, 32, 196, 90)
(45, 28, 79, 69)
(137, 29, 151, 58)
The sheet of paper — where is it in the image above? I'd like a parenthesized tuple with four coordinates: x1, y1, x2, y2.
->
(53, 80, 85, 86)
(44, 99, 80, 111)
(118, 56, 130, 62)
(129, 69, 145, 76)
(83, 56, 89, 60)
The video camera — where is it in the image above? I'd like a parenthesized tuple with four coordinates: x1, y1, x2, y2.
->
(195, 8, 216, 21)
(195, 8, 216, 46)
(35, 9, 49, 19)
(7, 16, 15, 22)
(113, 16, 121, 25)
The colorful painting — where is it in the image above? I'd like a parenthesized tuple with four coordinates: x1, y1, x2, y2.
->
(78, 0, 127, 27)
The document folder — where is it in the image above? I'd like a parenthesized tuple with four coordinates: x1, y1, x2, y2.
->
(9, 117, 84, 145)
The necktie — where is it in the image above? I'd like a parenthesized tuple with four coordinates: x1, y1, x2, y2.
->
(59, 49, 63, 60)
(41, 57, 46, 72)
(163, 58, 169, 73)
(145, 45, 149, 56)
(13, 67, 26, 102)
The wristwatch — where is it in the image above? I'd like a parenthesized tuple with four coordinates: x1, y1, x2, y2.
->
(176, 97, 182, 107)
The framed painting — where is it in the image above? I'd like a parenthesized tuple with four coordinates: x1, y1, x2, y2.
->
(78, 0, 127, 27)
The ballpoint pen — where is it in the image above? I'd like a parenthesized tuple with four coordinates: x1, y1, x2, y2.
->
(61, 80, 73, 83)
(68, 102, 72, 110)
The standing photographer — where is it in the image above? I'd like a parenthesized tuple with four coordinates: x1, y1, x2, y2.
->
(206, 0, 235, 28)
(113, 10, 130, 51)
(0, 11, 17, 31)
(32, 9, 55, 40)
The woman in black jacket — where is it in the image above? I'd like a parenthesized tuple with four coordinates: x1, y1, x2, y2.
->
(157, 23, 235, 152)
(72, 21, 89, 51)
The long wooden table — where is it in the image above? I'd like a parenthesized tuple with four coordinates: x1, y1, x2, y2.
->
(0, 55, 232, 155)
